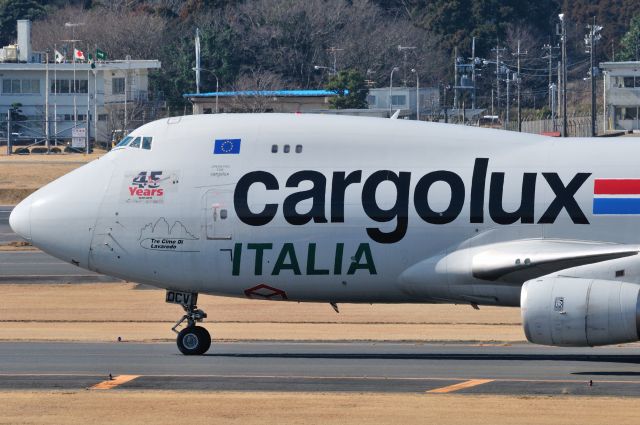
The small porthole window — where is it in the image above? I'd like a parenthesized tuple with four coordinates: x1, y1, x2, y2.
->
(220, 209, 228, 219)
(271, 144, 278, 153)
(283, 144, 290, 153)
(295, 144, 302, 153)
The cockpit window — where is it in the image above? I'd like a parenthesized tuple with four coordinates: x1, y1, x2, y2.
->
(142, 137, 153, 150)
(116, 136, 133, 147)
(129, 137, 141, 148)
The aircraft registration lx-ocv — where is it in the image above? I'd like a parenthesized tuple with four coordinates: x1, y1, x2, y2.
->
(9, 114, 640, 354)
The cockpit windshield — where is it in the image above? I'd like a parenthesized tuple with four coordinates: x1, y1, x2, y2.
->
(116, 136, 133, 147)
(114, 135, 153, 150)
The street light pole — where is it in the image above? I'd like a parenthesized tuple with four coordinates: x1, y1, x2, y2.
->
(199, 69, 219, 113)
(389, 66, 399, 116)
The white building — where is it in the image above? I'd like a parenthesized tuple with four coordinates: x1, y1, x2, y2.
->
(0, 20, 161, 146)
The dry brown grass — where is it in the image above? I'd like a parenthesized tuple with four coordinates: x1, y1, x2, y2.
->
(0, 152, 102, 204)
(1, 391, 638, 425)
(0, 283, 523, 343)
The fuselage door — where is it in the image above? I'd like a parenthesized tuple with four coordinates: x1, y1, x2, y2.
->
(204, 189, 233, 240)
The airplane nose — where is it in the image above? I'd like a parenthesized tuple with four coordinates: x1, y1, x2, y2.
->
(17, 157, 114, 268)
(9, 196, 32, 240)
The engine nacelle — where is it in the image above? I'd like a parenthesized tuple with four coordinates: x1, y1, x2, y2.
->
(521, 277, 640, 347)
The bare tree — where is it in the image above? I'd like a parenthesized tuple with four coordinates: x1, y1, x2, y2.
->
(229, 70, 285, 112)
(31, 6, 167, 60)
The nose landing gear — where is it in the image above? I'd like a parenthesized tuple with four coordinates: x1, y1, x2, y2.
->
(167, 290, 211, 355)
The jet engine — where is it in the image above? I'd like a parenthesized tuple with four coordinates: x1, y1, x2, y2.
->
(521, 277, 640, 347)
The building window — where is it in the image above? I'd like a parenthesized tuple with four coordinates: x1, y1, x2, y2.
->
(112, 78, 125, 94)
(98, 114, 108, 121)
(3, 79, 40, 94)
(367, 95, 376, 105)
(623, 77, 638, 88)
(51, 79, 70, 94)
(73, 80, 88, 94)
(203, 108, 212, 114)
(391, 95, 406, 107)
(50, 79, 87, 94)
(615, 107, 639, 120)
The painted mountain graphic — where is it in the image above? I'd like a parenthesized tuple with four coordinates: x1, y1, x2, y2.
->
(138, 217, 198, 241)
(138, 218, 199, 252)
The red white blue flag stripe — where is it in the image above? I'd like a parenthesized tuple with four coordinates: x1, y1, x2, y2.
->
(593, 179, 640, 214)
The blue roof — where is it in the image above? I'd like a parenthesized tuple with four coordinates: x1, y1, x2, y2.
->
(183, 89, 341, 98)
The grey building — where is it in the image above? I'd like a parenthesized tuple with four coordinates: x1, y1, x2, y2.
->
(366, 87, 440, 118)
(601, 61, 640, 131)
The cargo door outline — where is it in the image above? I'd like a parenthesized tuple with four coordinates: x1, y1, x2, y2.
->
(204, 189, 233, 240)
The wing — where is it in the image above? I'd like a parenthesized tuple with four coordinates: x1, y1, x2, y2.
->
(400, 239, 639, 289)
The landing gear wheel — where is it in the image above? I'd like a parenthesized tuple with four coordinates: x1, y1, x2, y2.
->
(177, 326, 211, 355)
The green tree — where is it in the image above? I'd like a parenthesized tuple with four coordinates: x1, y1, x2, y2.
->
(0, 0, 46, 46)
(325, 70, 368, 109)
(619, 14, 640, 61)
(406, 0, 558, 57)
(9, 102, 26, 121)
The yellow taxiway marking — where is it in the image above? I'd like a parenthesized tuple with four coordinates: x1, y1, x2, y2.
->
(427, 379, 494, 394)
(90, 375, 140, 390)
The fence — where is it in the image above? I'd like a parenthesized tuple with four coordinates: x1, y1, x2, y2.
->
(504, 116, 605, 137)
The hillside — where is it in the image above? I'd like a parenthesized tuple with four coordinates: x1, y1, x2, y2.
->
(1, 0, 638, 112)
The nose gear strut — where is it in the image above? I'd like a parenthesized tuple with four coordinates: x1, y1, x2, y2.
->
(167, 290, 211, 355)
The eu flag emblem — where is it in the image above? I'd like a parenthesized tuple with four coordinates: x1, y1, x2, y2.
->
(214, 139, 241, 154)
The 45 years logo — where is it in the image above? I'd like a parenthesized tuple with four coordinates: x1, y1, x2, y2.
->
(123, 170, 180, 203)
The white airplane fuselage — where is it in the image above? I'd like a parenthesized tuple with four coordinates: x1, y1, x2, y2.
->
(11, 114, 640, 349)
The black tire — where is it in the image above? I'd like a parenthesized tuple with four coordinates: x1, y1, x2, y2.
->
(177, 326, 211, 355)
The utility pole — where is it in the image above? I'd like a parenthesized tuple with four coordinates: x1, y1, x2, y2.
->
(327, 47, 344, 76)
(513, 40, 527, 132)
(557, 61, 562, 131)
(543, 42, 559, 110)
(471, 36, 476, 109)
(454, 47, 458, 109)
(398, 45, 416, 86)
(505, 69, 511, 130)
(550, 82, 558, 132)
(586, 17, 603, 137)
(491, 42, 506, 121)
(491, 89, 494, 116)
(559, 13, 568, 137)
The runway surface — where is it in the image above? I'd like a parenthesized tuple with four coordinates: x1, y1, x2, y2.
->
(0, 205, 14, 243)
(0, 205, 118, 283)
(2, 341, 640, 395)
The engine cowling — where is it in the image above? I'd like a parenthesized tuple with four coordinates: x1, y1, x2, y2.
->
(521, 277, 640, 347)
